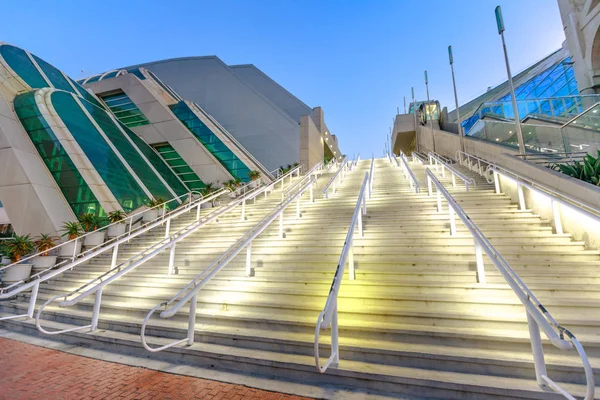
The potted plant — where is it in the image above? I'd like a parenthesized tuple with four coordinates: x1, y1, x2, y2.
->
(200, 183, 216, 209)
(143, 198, 164, 222)
(80, 213, 106, 247)
(224, 180, 237, 198)
(249, 170, 261, 181)
(59, 221, 83, 257)
(32, 233, 58, 273)
(107, 210, 128, 238)
(0, 241, 12, 265)
(1, 234, 35, 284)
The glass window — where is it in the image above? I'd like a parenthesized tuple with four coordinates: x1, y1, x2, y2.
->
(51, 91, 150, 212)
(153, 143, 205, 191)
(170, 101, 252, 181)
(0, 45, 48, 88)
(32, 55, 75, 94)
(100, 91, 150, 128)
(14, 92, 104, 217)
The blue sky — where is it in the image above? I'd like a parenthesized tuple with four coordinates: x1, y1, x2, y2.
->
(0, 0, 565, 157)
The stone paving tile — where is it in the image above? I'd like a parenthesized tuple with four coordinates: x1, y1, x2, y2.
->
(0, 338, 313, 400)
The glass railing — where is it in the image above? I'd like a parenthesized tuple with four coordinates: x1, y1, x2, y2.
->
(462, 95, 600, 133)
(467, 103, 600, 157)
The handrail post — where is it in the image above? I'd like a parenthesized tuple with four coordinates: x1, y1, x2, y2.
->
(164, 219, 171, 239)
(517, 183, 526, 210)
(436, 190, 442, 212)
(91, 288, 103, 331)
(349, 245, 355, 281)
(168, 243, 176, 275)
(279, 213, 284, 238)
(128, 216, 133, 236)
(427, 176, 433, 197)
(27, 282, 40, 318)
(296, 197, 301, 218)
(451, 174, 456, 188)
(493, 171, 501, 194)
(527, 310, 549, 388)
(188, 293, 197, 346)
(310, 183, 314, 202)
(449, 205, 457, 236)
(331, 301, 339, 366)
(474, 241, 486, 284)
(111, 244, 119, 269)
(241, 199, 246, 221)
(196, 203, 201, 221)
(551, 200, 563, 235)
(246, 242, 252, 277)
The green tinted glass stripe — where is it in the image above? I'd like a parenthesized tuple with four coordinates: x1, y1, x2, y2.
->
(67, 77, 105, 109)
(152, 143, 204, 190)
(14, 92, 104, 217)
(103, 71, 119, 79)
(0, 45, 48, 88)
(77, 97, 178, 203)
(101, 91, 150, 128)
(31, 55, 75, 93)
(51, 91, 150, 212)
(119, 125, 189, 196)
(169, 101, 252, 181)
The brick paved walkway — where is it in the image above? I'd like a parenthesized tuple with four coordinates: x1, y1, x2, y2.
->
(0, 338, 312, 400)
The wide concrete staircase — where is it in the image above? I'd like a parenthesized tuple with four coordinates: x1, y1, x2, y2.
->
(1, 158, 599, 399)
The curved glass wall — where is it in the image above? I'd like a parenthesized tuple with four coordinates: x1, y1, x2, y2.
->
(0, 45, 48, 89)
(170, 101, 252, 181)
(120, 127, 189, 196)
(77, 95, 179, 205)
(51, 91, 149, 212)
(14, 92, 104, 217)
(32, 55, 75, 93)
(100, 91, 150, 128)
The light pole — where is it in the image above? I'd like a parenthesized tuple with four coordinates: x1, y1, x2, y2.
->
(448, 45, 465, 153)
(412, 87, 419, 153)
(404, 96, 407, 114)
(425, 70, 435, 152)
(495, 5, 526, 158)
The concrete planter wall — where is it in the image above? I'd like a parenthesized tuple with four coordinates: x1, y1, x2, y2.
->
(32, 255, 57, 273)
(107, 223, 127, 238)
(84, 231, 106, 247)
(2, 263, 32, 283)
(59, 241, 82, 258)
(143, 209, 159, 222)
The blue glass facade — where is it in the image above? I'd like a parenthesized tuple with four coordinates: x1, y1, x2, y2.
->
(462, 57, 580, 133)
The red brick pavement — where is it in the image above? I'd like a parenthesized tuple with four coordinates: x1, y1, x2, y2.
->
(0, 337, 313, 400)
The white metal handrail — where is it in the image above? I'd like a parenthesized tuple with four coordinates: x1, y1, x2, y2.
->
(368, 157, 374, 196)
(35, 167, 304, 335)
(425, 168, 595, 399)
(322, 157, 349, 199)
(314, 171, 370, 373)
(456, 151, 493, 179)
(457, 150, 600, 234)
(428, 151, 475, 191)
(412, 152, 427, 164)
(140, 176, 317, 352)
(396, 151, 420, 193)
(0, 190, 202, 276)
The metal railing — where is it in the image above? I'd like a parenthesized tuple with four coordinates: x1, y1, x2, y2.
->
(314, 171, 371, 373)
(35, 166, 304, 335)
(412, 152, 427, 165)
(140, 176, 318, 352)
(0, 189, 229, 322)
(322, 157, 349, 199)
(457, 151, 600, 235)
(425, 168, 595, 399)
(396, 151, 420, 193)
(428, 151, 475, 191)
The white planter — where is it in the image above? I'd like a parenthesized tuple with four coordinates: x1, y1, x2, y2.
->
(84, 231, 106, 247)
(59, 240, 82, 258)
(143, 209, 159, 222)
(1, 256, 10, 265)
(107, 223, 127, 238)
(201, 202, 214, 209)
(32, 255, 57, 273)
(2, 263, 32, 284)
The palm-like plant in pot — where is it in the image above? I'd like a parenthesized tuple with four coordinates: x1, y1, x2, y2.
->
(1, 234, 35, 284)
(200, 183, 217, 209)
(107, 210, 128, 238)
(249, 170, 261, 181)
(80, 213, 107, 247)
(32, 233, 59, 273)
(59, 221, 83, 258)
(143, 197, 165, 222)
(0, 241, 11, 265)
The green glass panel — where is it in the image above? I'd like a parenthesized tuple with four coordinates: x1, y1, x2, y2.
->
(14, 92, 104, 217)
(119, 124, 189, 196)
(0, 45, 48, 88)
(32, 55, 74, 93)
(169, 101, 252, 181)
(77, 97, 178, 204)
(101, 92, 150, 128)
(67, 77, 105, 109)
(51, 91, 149, 212)
(153, 143, 205, 191)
